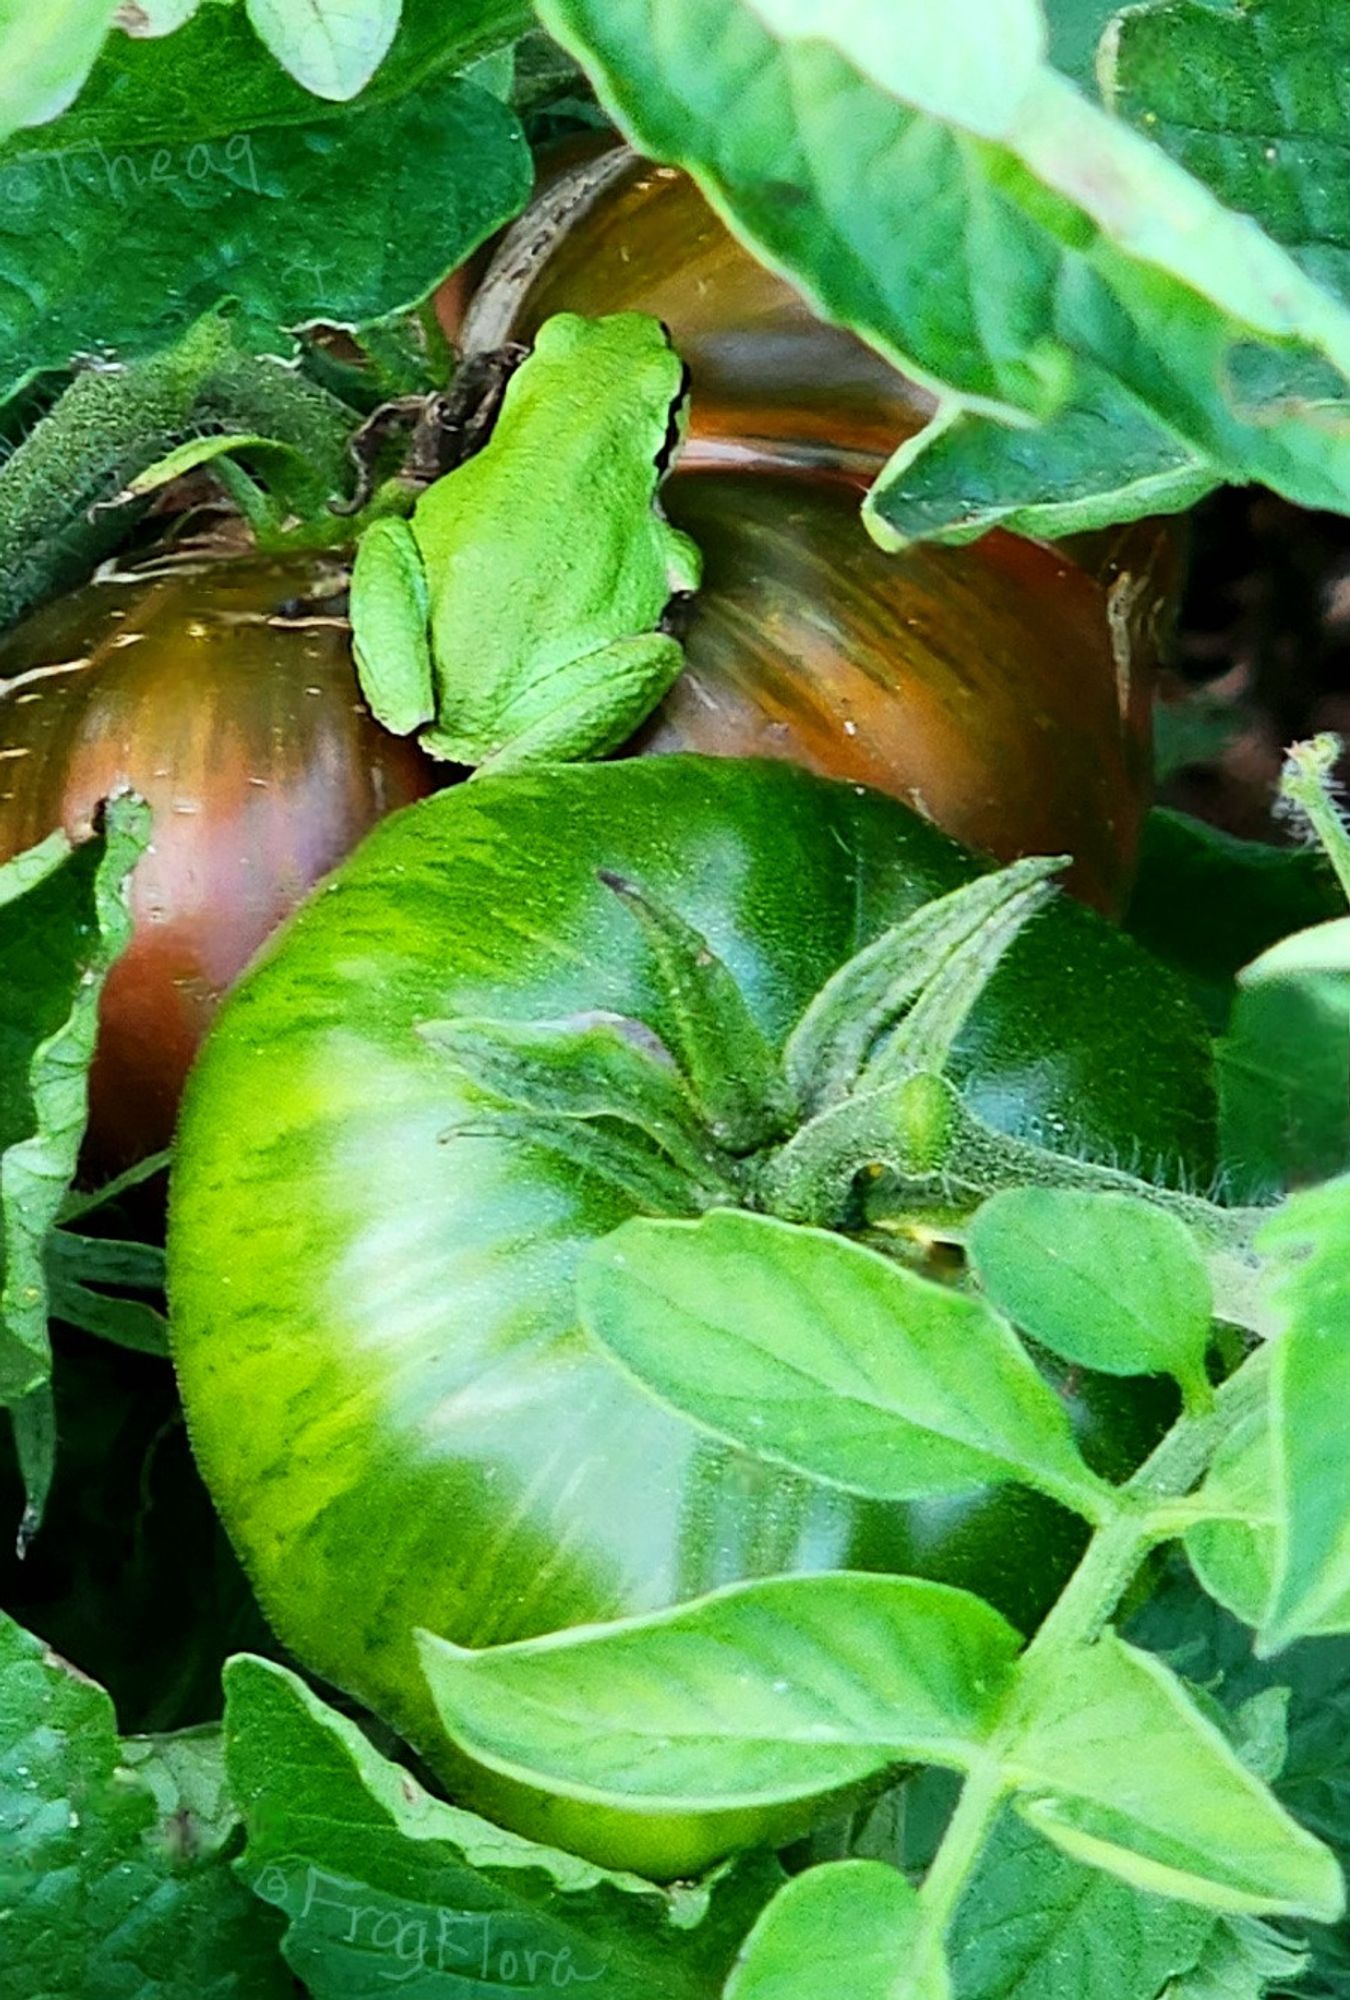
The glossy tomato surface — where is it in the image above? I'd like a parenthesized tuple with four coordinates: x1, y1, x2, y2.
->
(170, 757, 1214, 1874)
(655, 471, 1154, 911)
(0, 553, 436, 1165)
(459, 144, 929, 476)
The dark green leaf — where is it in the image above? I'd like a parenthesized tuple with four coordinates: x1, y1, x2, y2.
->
(225, 1654, 781, 1999)
(579, 1209, 1109, 1517)
(968, 1188, 1214, 1406)
(726, 1861, 946, 2000)
(0, 797, 149, 1408)
(418, 1572, 1022, 1815)
(1047, 0, 1127, 87)
(45, 1229, 168, 1357)
(1003, 1633, 1342, 1919)
(1129, 1560, 1350, 2000)
(1217, 983, 1350, 1197)
(946, 1808, 1213, 2000)
(0, 1613, 289, 2000)
(1126, 810, 1343, 1031)
(1107, 0, 1350, 311)
(0, 1336, 271, 1737)
(0, 41, 531, 397)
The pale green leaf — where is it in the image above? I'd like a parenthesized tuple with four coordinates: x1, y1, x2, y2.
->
(224, 1655, 781, 2000)
(0, 794, 150, 1408)
(0, 0, 119, 140)
(418, 1573, 1022, 1815)
(1004, 1634, 1343, 1920)
(116, 0, 207, 32)
(726, 1861, 948, 2000)
(1258, 1180, 1350, 1651)
(579, 1209, 1108, 1517)
(1241, 916, 1350, 988)
(1159, 1916, 1310, 2000)
(863, 376, 1219, 546)
(968, 1189, 1214, 1405)
(244, 0, 402, 101)
(1187, 1409, 1282, 1633)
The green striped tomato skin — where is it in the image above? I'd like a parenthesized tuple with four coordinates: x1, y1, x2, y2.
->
(168, 757, 1213, 1874)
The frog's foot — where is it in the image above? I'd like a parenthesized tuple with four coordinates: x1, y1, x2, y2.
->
(427, 633, 687, 772)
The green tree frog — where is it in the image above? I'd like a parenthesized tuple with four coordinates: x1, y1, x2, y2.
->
(349, 312, 701, 770)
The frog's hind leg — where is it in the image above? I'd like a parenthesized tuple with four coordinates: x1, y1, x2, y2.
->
(440, 633, 686, 772)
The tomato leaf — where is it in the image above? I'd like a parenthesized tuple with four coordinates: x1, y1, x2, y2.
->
(1106, 0, 1350, 311)
(1218, 982, 1350, 1196)
(1256, 1179, 1350, 1652)
(1131, 1561, 1350, 2000)
(0, 0, 120, 141)
(940, 1807, 1214, 2000)
(0, 1613, 290, 2000)
(968, 1189, 1215, 1408)
(417, 1573, 1022, 1815)
(1126, 809, 1345, 1032)
(862, 374, 1221, 547)
(578, 1209, 1110, 1518)
(0, 796, 149, 1410)
(0, 15, 531, 399)
(541, 0, 1350, 544)
(44, 1230, 168, 1358)
(1186, 1410, 1286, 1635)
(224, 1654, 782, 1999)
(1158, 1914, 1310, 2000)
(244, 0, 403, 101)
(1003, 1634, 1343, 1919)
(725, 1861, 948, 2000)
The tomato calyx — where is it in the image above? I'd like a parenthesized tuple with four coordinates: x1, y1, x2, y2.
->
(421, 854, 1076, 1238)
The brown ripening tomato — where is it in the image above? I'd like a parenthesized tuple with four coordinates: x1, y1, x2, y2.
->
(458, 147, 1182, 912)
(656, 468, 1160, 911)
(0, 552, 436, 1167)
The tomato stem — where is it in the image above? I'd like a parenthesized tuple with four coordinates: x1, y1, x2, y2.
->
(908, 1340, 1273, 1967)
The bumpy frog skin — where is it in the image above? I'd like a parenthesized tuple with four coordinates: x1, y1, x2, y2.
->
(350, 311, 700, 770)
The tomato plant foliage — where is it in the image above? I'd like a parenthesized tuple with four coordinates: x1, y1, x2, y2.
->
(3, 4, 1350, 2000)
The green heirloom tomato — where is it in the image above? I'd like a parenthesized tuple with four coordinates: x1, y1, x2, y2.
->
(169, 758, 1213, 1876)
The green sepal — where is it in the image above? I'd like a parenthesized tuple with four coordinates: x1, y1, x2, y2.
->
(419, 1012, 741, 1199)
(600, 870, 795, 1151)
(859, 858, 1066, 1090)
(785, 855, 1066, 1112)
(435, 1108, 706, 1217)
